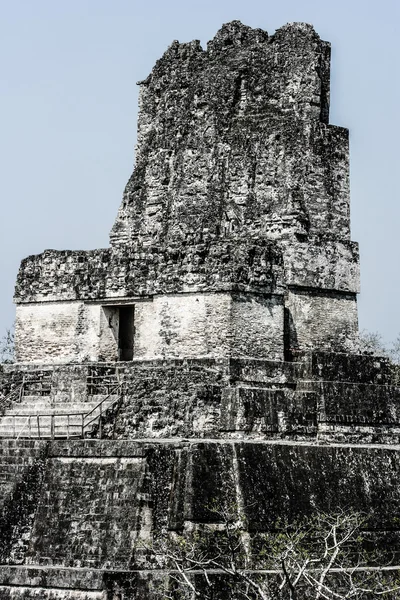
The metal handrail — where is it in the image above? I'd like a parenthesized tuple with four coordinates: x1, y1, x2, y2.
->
(16, 416, 31, 441)
(0, 381, 24, 414)
(4, 383, 123, 439)
(83, 384, 122, 428)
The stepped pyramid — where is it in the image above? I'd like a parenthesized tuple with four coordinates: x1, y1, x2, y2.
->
(0, 21, 399, 599)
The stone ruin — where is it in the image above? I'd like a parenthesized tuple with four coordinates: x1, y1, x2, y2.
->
(0, 20, 399, 599)
(14, 21, 359, 365)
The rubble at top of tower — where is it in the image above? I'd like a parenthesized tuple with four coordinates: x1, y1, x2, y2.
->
(110, 20, 342, 250)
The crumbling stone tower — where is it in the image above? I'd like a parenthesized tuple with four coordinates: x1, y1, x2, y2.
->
(0, 22, 399, 600)
(14, 20, 358, 364)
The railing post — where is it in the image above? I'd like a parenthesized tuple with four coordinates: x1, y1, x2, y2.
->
(37, 415, 41, 439)
(67, 414, 70, 440)
(99, 403, 102, 439)
(19, 378, 24, 403)
(29, 416, 31, 438)
(51, 414, 55, 440)
(81, 414, 84, 439)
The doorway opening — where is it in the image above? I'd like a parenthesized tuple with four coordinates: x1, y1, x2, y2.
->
(118, 306, 135, 361)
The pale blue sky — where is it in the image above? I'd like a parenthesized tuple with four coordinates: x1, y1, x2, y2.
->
(1, 0, 399, 342)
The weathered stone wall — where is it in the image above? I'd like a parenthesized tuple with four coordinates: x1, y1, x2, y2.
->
(15, 303, 100, 364)
(1, 440, 400, 571)
(0, 441, 48, 566)
(14, 294, 282, 364)
(15, 292, 284, 363)
(132, 292, 284, 360)
(287, 288, 358, 352)
(80, 355, 399, 442)
(111, 22, 348, 248)
(231, 293, 283, 359)
(14, 241, 284, 304)
(4, 353, 399, 442)
(283, 238, 359, 292)
(0, 566, 104, 596)
(134, 293, 233, 359)
(28, 455, 147, 569)
(14, 240, 359, 304)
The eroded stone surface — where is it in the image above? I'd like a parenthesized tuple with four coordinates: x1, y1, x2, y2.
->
(111, 22, 340, 247)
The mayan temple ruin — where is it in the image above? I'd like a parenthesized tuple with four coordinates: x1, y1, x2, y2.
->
(0, 20, 399, 599)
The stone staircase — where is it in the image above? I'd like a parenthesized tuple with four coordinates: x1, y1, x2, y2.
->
(0, 366, 124, 440)
(0, 395, 120, 439)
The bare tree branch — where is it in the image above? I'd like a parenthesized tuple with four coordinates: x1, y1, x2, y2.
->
(144, 508, 400, 600)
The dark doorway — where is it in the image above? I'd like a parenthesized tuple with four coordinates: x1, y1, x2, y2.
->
(283, 305, 298, 362)
(118, 306, 134, 361)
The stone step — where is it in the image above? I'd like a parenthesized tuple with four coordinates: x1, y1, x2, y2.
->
(17, 395, 52, 401)
(0, 419, 87, 430)
(4, 404, 99, 415)
(3, 399, 114, 414)
(0, 416, 100, 432)
(4, 410, 87, 417)
(0, 565, 105, 596)
(0, 416, 96, 426)
(0, 461, 39, 471)
(0, 426, 83, 433)
(10, 399, 101, 406)
(0, 415, 104, 437)
(17, 402, 50, 412)
(0, 427, 86, 439)
(0, 439, 46, 449)
(0, 451, 44, 459)
(0, 391, 119, 439)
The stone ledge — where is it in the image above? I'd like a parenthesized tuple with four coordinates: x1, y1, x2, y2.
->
(0, 566, 103, 591)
